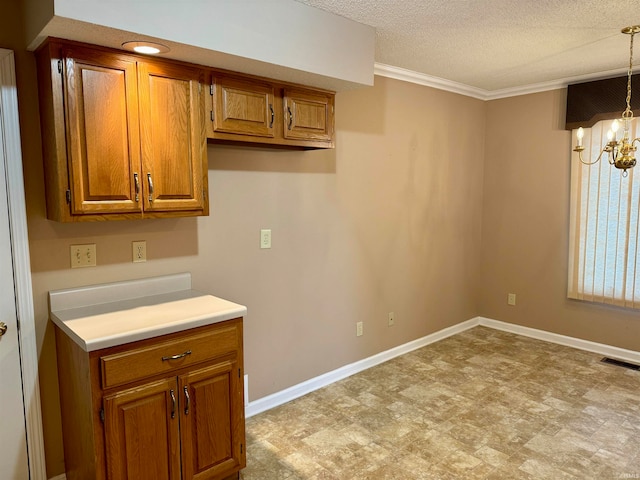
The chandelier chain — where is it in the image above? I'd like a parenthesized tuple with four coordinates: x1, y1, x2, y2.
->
(624, 29, 634, 120)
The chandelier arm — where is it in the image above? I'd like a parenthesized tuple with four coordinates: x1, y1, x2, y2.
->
(577, 147, 609, 166)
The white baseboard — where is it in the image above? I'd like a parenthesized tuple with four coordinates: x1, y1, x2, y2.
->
(477, 317, 640, 364)
(246, 316, 640, 418)
(245, 317, 480, 417)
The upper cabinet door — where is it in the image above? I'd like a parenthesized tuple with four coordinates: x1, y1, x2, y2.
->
(283, 88, 334, 144)
(212, 77, 275, 138)
(137, 61, 208, 214)
(63, 47, 142, 214)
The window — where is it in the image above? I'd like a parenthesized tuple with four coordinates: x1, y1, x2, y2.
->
(568, 118, 640, 308)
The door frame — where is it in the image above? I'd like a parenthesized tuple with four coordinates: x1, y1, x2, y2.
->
(1, 48, 47, 478)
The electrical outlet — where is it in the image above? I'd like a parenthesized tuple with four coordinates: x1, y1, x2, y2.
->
(388, 312, 395, 326)
(356, 321, 363, 337)
(260, 229, 272, 249)
(508, 293, 516, 306)
(70, 244, 96, 268)
(132, 241, 147, 263)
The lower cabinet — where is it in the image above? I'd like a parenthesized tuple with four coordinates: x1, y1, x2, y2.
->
(55, 318, 246, 480)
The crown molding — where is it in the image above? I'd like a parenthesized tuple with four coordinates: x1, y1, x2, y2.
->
(374, 62, 631, 101)
(373, 63, 488, 100)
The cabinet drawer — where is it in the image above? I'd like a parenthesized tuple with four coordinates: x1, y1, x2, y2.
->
(100, 323, 239, 389)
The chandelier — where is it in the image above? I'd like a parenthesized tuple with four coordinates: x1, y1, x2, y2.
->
(573, 25, 640, 176)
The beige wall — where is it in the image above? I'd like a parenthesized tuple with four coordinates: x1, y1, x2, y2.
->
(480, 89, 640, 350)
(5, 5, 486, 472)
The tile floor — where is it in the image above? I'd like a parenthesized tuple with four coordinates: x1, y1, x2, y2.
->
(240, 326, 640, 479)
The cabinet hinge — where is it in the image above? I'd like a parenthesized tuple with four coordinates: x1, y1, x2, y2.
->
(210, 111, 214, 122)
(57, 60, 62, 74)
(240, 444, 243, 454)
(65, 189, 71, 204)
(99, 408, 105, 423)
(209, 84, 213, 96)
(238, 368, 241, 378)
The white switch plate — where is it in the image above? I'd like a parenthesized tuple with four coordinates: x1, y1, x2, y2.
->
(508, 293, 517, 306)
(132, 241, 147, 263)
(260, 229, 272, 249)
(356, 321, 363, 337)
(70, 244, 96, 268)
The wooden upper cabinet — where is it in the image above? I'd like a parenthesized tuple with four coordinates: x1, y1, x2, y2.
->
(207, 72, 335, 149)
(63, 47, 142, 215)
(138, 62, 207, 213)
(36, 39, 209, 222)
(212, 76, 275, 138)
(283, 88, 334, 144)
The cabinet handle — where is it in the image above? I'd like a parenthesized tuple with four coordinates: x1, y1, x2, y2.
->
(133, 173, 140, 202)
(147, 173, 154, 203)
(161, 350, 192, 361)
(184, 386, 190, 415)
(269, 104, 274, 128)
(287, 107, 293, 130)
(170, 389, 176, 419)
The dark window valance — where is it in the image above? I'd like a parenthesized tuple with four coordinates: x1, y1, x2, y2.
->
(565, 73, 640, 130)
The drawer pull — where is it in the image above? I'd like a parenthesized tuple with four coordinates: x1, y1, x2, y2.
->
(161, 350, 192, 361)
(170, 389, 176, 419)
(184, 386, 190, 415)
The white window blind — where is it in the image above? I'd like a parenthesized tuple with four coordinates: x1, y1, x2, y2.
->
(568, 118, 640, 308)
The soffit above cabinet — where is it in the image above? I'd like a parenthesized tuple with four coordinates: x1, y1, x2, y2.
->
(24, 0, 374, 92)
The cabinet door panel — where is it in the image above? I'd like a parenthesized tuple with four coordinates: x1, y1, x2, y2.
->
(104, 378, 181, 480)
(64, 48, 141, 214)
(138, 62, 207, 213)
(213, 77, 275, 138)
(179, 360, 245, 480)
(283, 88, 334, 143)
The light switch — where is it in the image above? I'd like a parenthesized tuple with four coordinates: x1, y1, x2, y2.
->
(70, 244, 96, 268)
(260, 229, 271, 249)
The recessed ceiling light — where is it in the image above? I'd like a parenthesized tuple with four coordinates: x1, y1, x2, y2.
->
(121, 41, 170, 55)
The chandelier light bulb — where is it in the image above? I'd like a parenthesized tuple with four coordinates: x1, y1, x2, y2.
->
(612, 119, 620, 133)
(577, 127, 584, 147)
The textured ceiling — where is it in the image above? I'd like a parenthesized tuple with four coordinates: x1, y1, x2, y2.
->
(294, 0, 640, 93)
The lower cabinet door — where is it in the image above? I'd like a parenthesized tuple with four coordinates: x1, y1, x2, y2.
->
(104, 378, 181, 480)
(179, 360, 246, 480)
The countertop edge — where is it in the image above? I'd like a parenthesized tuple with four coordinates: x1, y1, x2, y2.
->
(51, 306, 247, 352)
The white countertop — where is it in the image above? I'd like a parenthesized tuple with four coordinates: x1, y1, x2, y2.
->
(49, 273, 247, 352)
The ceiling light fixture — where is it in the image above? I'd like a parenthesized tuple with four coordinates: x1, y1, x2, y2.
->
(573, 26, 640, 176)
(121, 41, 170, 55)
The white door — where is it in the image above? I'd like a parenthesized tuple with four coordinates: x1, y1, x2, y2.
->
(0, 47, 46, 480)
(0, 50, 31, 480)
